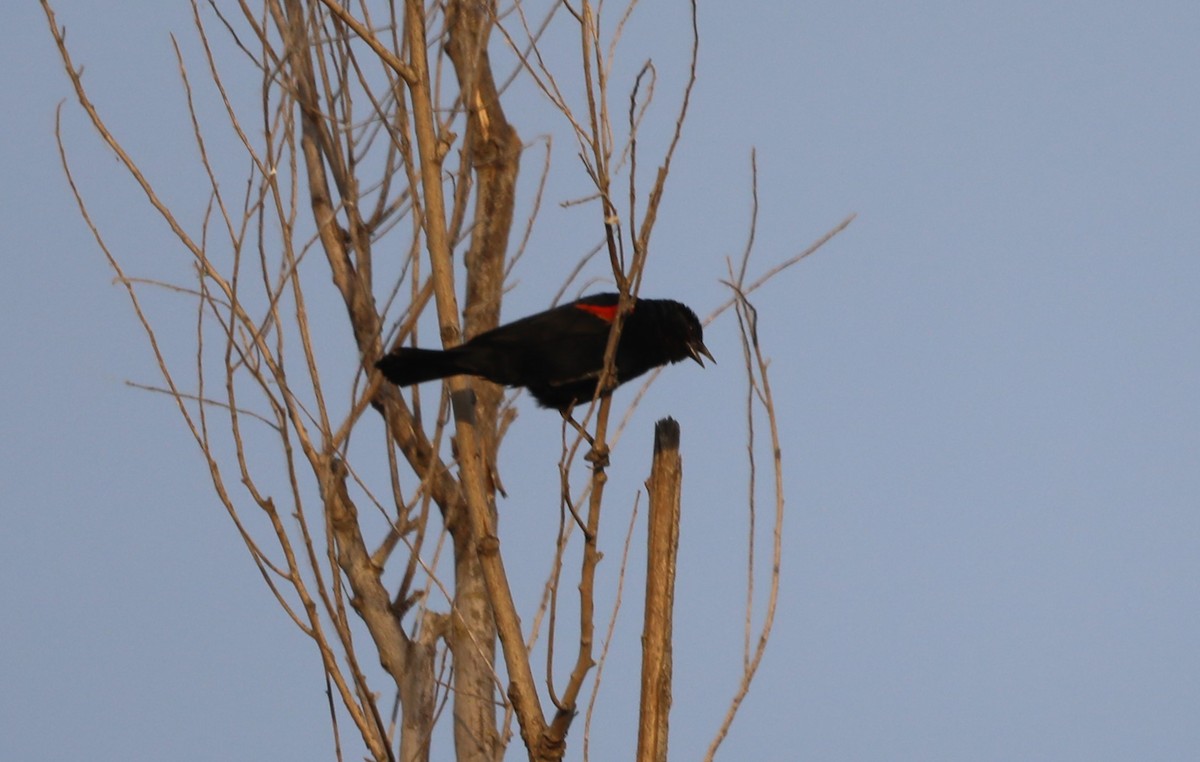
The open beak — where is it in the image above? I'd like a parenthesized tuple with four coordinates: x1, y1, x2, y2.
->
(688, 341, 716, 367)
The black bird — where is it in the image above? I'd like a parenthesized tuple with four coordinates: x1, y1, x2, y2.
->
(376, 292, 713, 411)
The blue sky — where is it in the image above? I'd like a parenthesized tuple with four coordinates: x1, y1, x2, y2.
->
(5, 2, 1199, 760)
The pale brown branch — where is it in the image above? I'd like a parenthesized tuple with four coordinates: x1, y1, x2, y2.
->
(636, 419, 682, 762)
(314, 0, 417, 84)
(703, 168, 787, 755)
(124, 380, 279, 430)
(405, 1, 549, 758)
(703, 283, 785, 761)
(629, 0, 698, 294)
(708, 211, 857, 324)
(581, 491, 640, 762)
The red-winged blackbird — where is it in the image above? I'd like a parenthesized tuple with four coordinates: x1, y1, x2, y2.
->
(376, 293, 713, 411)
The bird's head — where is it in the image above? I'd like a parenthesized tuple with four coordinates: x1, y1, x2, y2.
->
(668, 301, 714, 367)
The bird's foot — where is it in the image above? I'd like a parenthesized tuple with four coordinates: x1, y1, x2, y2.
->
(584, 443, 610, 468)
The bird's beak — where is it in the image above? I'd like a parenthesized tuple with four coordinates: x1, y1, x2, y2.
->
(688, 341, 715, 367)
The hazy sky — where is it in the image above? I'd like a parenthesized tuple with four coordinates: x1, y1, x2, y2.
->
(5, 2, 1198, 760)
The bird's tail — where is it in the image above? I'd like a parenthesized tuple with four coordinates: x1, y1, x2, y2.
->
(376, 347, 471, 387)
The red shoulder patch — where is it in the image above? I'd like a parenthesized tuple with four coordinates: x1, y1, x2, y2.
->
(574, 302, 620, 323)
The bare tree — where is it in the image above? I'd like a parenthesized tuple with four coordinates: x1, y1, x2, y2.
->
(44, 1, 852, 759)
